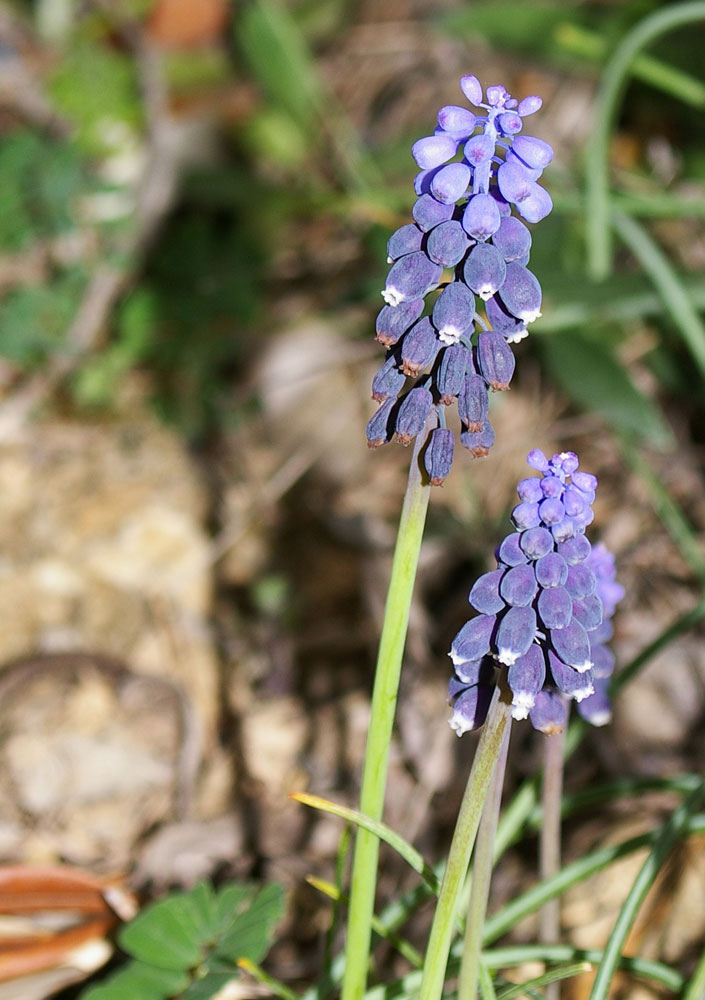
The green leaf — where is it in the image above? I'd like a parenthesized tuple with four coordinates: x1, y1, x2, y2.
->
(119, 892, 207, 971)
(80, 960, 188, 1000)
(214, 883, 285, 966)
(236, 0, 323, 136)
(179, 972, 241, 1000)
(541, 331, 672, 448)
(437, 1, 568, 50)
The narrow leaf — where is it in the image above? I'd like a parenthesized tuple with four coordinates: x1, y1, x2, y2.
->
(292, 793, 439, 892)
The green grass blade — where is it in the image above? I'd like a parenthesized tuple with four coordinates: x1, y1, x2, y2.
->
(483, 946, 683, 992)
(589, 780, 705, 999)
(498, 963, 591, 1000)
(683, 943, 705, 1000)
(292, 793, 439, 893)
(555, 22, 705, 108)
(585, 1, 705, 280)
(613, 210, 705, 381)
(484, 815, 705, 944)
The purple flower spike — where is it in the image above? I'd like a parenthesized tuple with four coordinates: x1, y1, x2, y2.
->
(548, 651, 594, 702)
(372, 352, 406, 402)
(424, 427, 455, 486)
(516, 184, 553, 224)
(530, 689, 567, 734)
(537, 585, 573, 630)
(426, 221, 470, 267)
(476, 330, 516, 390)
(497, 112, 522, 136)
(464, 132, 495, 166)
(517, 95, 542, 117)
(572, 594, 604, 632)
(512, 502, 541, 530)
(519, 526, 554, 560)
(535, 552, 568, 588)
(375, 299, 424, 347)
(366, 397, 395, 448)
(431, 162, 472, 204)
(387, 224, 424, 262)
(517, 477, 544, 503)
(448, 448, 621, 735)
(462, 193, 502, 241)
(469, 569, 506, 615)
(394, 386, 433, 445)
(412, 194, 455, 232)
(372, 76, 553, 478)
(497, 160, 538, 207)
(412, 134, 458, 169)
(438, 105, 477, 135)
(512, 135, 554, 169)
(383, 252, 442, 306)
(400, 316, 440, 377)
(565, 562, 596, 599)
(463, 244, 507, 300)
(497, 532, 528, 567)
(498, 263, 542, 323)
(508, 644, 546, 719)
(432, 283, 476, 345)
(576, 677, 611, 727)
(449, 680, 494, 735)
(485, 295, 528, 343)
(458, 373, 490, 431)
(460, 420, 495, 456)
(558, 534, 591, 565)
(451, 614, 497, 665)
(492, 217, 532, 263)
(550, 619, 593, 672)
(436, 344, 470, 404)
(460, 74, 483, 106)
(496, 605, 536, 665)
(500, 564, 537, 607)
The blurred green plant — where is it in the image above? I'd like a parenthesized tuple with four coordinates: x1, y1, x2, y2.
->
(79, 881, 284, 1000)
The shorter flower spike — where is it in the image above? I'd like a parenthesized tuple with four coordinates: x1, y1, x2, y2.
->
(449, 450, 622, 733)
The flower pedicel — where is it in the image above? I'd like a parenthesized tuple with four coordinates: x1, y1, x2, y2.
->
(367, 76, 554, 482)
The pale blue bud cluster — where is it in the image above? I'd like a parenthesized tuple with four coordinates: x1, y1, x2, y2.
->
(367, 76, 553, 484)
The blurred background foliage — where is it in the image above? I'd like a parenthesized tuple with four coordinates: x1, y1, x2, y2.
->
(0, 0, 701, 445)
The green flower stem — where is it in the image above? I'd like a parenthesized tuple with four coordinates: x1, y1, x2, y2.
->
(539, 725, 566, 1000)
(585, 0, 705, 281)
(419, 681, 514, 1000)
(458, 720, 511, 1000)
(341, 425, 432, 1000)
(588, 778, 705, 1000)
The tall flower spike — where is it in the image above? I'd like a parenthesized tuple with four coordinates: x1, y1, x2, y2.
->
(448, 451, 623, 735)
(367, 77, 554, 484)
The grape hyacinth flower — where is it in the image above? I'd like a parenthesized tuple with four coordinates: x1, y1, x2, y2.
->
(367, 76, 554, 483)
(449, 450, 623, 736)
